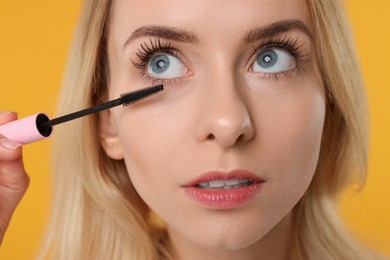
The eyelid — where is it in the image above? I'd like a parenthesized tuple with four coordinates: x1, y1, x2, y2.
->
(247, 35, 310, 78)
(131, 38, 193, 83)
(249, 35, 302, 62)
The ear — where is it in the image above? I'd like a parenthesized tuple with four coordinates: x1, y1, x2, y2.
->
(98, 110, 124, 160)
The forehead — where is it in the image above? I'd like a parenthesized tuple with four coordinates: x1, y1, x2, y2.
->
(109, 0, 313, 45)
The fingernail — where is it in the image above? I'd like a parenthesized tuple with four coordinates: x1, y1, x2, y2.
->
(0, 138, 22, 150)
(0, 111, 14, 115)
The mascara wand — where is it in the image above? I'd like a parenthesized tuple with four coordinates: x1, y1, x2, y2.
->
(0, 84, 164, 145)
(41, 84, 163, 128)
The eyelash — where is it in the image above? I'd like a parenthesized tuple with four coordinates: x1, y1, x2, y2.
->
(131, 35, 309, 83)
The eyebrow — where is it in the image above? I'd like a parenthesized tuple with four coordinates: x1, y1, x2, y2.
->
(122, 19, 313, 49)
(244, 19, 313, 43)
(123, 26, 198, 49)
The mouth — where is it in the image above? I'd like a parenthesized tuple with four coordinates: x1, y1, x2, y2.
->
(182, 170, 264, 209)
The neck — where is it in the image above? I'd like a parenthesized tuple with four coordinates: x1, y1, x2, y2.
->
(165, 212, 298, 260)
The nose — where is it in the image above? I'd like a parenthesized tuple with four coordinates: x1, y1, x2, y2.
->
(195, 76, 255, 148)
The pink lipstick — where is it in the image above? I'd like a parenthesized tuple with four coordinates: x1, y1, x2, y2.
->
(182, 170, 265, 209)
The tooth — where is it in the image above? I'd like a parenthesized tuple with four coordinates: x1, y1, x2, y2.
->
(224, 179, 240, 186)
(232, 184, 242, 189)
(208, 180, 225, 188)
(223, 185, 233, 190)
(198, 182, 209, 187)
(240, 179, 249, 183)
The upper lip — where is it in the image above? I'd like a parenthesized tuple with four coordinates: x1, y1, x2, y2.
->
(183, 169, 265, 187)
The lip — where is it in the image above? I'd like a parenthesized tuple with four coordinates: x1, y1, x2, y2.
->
(182, 169, 265, 209)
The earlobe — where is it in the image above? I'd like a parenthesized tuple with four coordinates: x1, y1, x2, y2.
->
(98, 110, 124, 160)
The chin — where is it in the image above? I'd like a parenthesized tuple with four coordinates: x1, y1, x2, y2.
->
(166, 206, 294, 254)
(201, 235, 263, 252)
(185, 215, 277, 251)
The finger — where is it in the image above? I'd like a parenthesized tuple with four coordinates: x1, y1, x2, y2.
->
(0, 155, 29, 245)
(0, 156, 29, 193)
(0, 112, 20, 151)
(0, 112, 17, 126)
(0, 111, 28, 245)
(0, 136, 23, 162)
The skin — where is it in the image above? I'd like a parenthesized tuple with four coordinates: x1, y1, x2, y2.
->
(99, 0, 326, 259)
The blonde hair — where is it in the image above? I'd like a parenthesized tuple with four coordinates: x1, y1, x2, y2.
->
(39, 0, 385, 259)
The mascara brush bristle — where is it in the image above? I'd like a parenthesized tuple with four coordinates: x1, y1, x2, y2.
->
(121, 84, 164, 106)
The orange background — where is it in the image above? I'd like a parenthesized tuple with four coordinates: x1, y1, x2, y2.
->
(0, 1, 389, 259)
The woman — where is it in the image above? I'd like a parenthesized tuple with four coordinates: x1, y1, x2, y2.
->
(0, 0, 386, 259)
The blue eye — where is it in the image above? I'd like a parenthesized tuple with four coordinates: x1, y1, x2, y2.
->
(148, 54, 186, 79)
(252, 49, 295, 73)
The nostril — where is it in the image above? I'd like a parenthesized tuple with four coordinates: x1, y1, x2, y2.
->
(236, 133, 244, 143)
(207, 134, 215, 141)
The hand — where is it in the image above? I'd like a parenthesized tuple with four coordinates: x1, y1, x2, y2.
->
(0, 112, 30, 245)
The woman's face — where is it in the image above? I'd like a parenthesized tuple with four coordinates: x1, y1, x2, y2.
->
(101, 0, 325, 256)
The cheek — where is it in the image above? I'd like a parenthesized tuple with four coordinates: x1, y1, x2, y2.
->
(112, 82, 201, 188)
(260, 79, 326, 204)
(275, 91, 325, 170)
(114, 112, 172, 172)
(111, 102, 192, 203)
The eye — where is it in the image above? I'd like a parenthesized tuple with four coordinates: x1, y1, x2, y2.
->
(147, 54, 186, 79)
(252, 48, 295, 73)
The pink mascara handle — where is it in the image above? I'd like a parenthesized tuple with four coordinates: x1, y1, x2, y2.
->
(0, 113, 53, 144)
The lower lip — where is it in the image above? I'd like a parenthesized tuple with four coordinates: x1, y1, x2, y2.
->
(183, 182, 263, 209)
